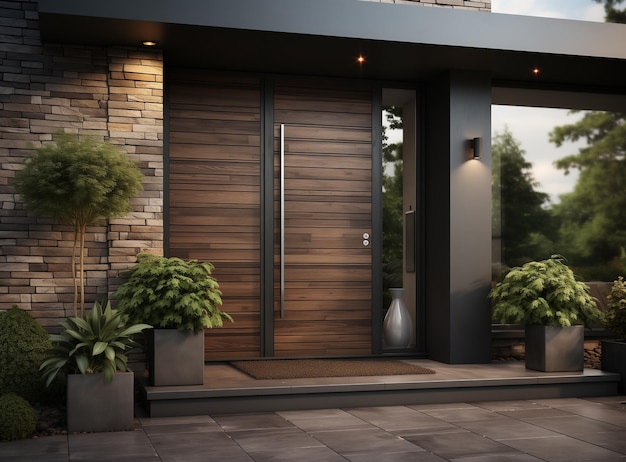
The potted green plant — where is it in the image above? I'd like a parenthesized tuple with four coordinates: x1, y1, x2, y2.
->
(40, 300, 151, 432)
(114, 253, 232, 386)
(489, 255, 602, 372)
(601, 276, 626, 392)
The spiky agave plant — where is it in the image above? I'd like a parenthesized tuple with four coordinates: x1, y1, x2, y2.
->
(40, 300, 151, 386)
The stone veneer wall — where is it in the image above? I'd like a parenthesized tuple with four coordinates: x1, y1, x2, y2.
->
(361, 0, 490, 11)
(0, 0, 163, 329)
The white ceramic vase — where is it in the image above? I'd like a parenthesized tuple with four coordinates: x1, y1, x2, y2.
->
(383, 288, 413, 348)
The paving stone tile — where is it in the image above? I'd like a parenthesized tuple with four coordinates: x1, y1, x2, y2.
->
(0, 435, 67, 458)
(419, 405, 502, 423)
(247, 445, 346, 462)
(311, 427, 423, 455)
(501, 434, 626, 462)
(68, 431, 157, 460)
(228, 427, 324, 453)
(456, 416, 562, 440)
(213, 412, 294, 431)
(520, 414, 624, 435)
(567, 429, 626, 455)
(345, 451, 448, 461)
(346, 406, 458, 435)
(404, 430, 524, 460)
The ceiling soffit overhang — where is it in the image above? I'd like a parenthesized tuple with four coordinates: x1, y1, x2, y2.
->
(38, 0, 626, 95)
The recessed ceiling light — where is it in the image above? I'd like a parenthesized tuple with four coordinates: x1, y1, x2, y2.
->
(357, 55, 366, 64)
(142, 41, 157, 47)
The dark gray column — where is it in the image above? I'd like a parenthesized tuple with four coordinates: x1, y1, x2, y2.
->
(425, 70, 492, 364)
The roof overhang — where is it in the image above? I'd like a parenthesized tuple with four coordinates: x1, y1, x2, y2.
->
(38, 0, 626, 98)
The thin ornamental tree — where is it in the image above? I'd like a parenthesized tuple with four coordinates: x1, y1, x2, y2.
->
(15, 133, 143, 317)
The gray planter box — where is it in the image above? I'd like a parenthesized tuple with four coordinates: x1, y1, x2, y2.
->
(525, 325, 584, 372)
(601, 339, 626, 394)
(149, 329, 204, 386)
(67, 372, 134, 433)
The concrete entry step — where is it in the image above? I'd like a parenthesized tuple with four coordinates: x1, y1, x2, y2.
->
(139, 360, 621, 417)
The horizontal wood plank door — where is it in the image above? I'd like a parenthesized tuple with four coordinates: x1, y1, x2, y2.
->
(168, 71, 262, 360)
(274, 80, 373, 357)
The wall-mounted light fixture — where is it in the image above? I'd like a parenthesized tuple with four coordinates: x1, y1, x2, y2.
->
(470, 137, 481, 160)
(142, 41, 157, 47)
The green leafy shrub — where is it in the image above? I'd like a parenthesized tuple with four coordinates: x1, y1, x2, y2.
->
(115, 253, 232, 333)
(0, 306, 52, 402)
(40, 300, 152, 385)
(605, 276, 626, 340)
(489, 255, 602, 328)
(0, 393, 37, 441)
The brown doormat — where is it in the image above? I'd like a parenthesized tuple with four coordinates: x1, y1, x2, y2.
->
(229, 359, 435, 380)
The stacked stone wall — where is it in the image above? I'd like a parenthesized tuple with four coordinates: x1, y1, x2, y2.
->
(0, 0, 163, 329)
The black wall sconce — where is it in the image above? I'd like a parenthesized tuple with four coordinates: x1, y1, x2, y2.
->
(470, 137, 481, 160)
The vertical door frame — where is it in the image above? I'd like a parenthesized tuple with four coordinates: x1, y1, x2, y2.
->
(371, 85, 384, 355)
(260, 75, 382, 357)
(261, 77, 275, 356)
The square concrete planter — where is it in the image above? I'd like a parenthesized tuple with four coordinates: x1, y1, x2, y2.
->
(525, 325, 584, 372)
(149, 329, 204, 386)
(601, 339, 626, 394)
(67, 372, 134, 433)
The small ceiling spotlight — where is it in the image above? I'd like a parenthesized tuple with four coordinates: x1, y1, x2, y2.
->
(532, 67, 540, 76)
(357, 55, 366, 64)
(142, 41, 157, 47)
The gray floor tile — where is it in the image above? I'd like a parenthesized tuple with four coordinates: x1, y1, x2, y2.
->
(247, 445, 346, 462)
(0, 435, 68, 458)
(228, 427, 324, 452)
(142, 421, 222, 435)
(68, 431, 157, 460)
(213, 412, 294, 431)
(404, 430, 524, 460)
(148, 430, 239, 453)
(520, 414, 624, 435)
(474, 400, 554, 412)
(456, 415, 562, 440)
(346, 451, 448, 461)
(569, 429, 626, 455)
(502, 434, 626, 462)
(139, 415, 216, 426)
(157, 447, 253, 462)
(311, 427, 424, 455)
(419, 405, 502, 423)
(346, 406, 458, 435)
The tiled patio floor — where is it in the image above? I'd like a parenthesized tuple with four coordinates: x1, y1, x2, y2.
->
(2, 395, 626, 461)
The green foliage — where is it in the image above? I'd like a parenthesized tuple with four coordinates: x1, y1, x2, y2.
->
(492, 127, 554, 269)
(0, 306, 52, 403)
(382, 106, 404, 290)
(14, 133, 143, 226)
(595, 0, 626, 23)
(605, 276, 626, 340)
(40, 300, 151, 386)
(489, 255, 602, 328)
(14, 133, 144, 316)
(0, 393, 37, 441)
(549, 111, 626, 269)
(115, 253, 232, 333)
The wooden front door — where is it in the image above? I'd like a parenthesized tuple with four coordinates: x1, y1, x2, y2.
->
(273, 80, 373, 357)
(168, 72, 373, 359)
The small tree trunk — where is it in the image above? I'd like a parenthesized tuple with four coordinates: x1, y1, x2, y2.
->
(72, 224, 79, 318)
(79, 223, 86, 317)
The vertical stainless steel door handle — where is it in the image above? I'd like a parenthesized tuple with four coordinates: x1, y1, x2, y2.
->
(280, 124, 285, 318)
